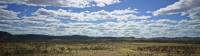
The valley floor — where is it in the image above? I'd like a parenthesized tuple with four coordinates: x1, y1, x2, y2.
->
(0, 41, 200, 56)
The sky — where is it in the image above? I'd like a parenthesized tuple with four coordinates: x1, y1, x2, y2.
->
(0, 0, 200, 38)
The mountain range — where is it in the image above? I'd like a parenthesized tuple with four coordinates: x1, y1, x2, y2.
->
(0, 31, 200, 43)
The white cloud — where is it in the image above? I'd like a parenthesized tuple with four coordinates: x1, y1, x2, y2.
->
(0, 6, 19, 20)
(0, 0, 121, 8)
(1, 15, 200, 37)
(1, 5, 200, 37)
(0, 5, 19, 23)
(186, 7, 200, 19)
(153, 0, 200, 16)
(23, 15, 61, 23)
(94, 0, 120, 7)
(151, 0, 200, 37)
(146, 11, 152, 14)
(34, 8, 151, 21)
(0, 5, 7, 8)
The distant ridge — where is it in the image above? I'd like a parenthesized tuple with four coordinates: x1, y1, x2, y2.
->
(0, 31, 12, 41)
(0, 31, 200, 43)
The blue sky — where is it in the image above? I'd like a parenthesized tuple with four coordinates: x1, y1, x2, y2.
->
(4, 0, 188, 20)
(0, 0, 200, 37)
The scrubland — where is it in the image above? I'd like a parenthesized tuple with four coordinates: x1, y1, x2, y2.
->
(0, 41, 200, 56)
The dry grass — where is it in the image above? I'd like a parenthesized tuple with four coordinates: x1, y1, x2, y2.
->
(0, 42, 200, 56)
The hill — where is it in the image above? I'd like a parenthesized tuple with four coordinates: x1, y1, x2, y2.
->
(0, 31, 200, 43)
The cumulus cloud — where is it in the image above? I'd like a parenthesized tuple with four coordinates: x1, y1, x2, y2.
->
(2, 12, 200, 37)
(0, 0, 120, 8)
(0, 5, 7, 8)
(152, 0, 200, 37)
(0, 5, 19, 23)
(94, 0, 120, 7)
(1, 3, 200, 37)
(153, 0, 200, 16)
(1, 15, 200, 37)
(34, 8, 151, 21)
(186, 7, 200, 19)
(0, 5, 19, 20)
